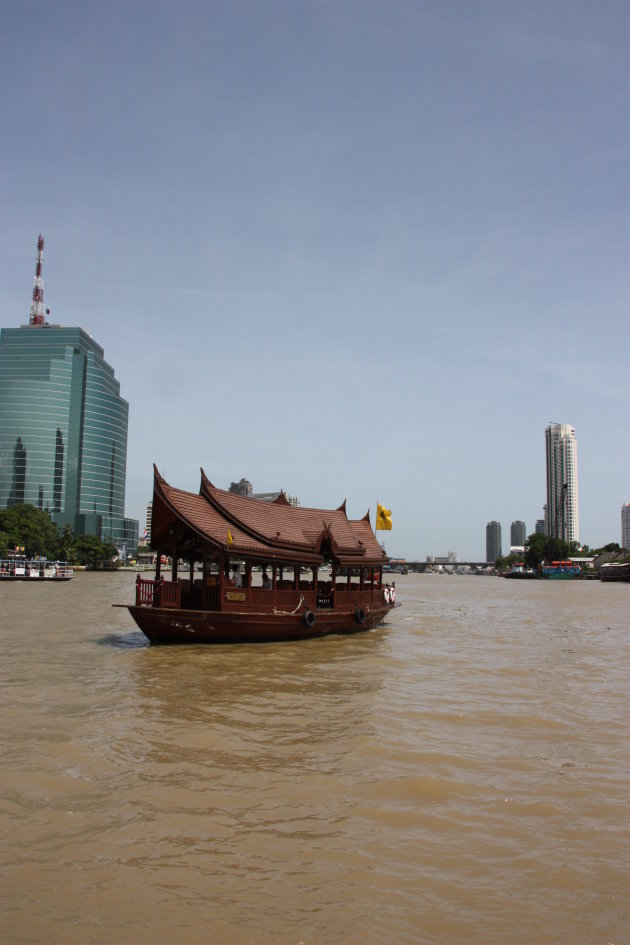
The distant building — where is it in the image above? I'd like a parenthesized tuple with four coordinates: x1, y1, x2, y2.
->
(535, 519, 546, 535)
(486, 521, 502, 563)
(229, 478, 252, 497)
(622, 503, 630, 550)
(229, 475, 301, 507)
(545, 423, 579, 543)
(426, 552, 459, 564)
(0, 322, 138, 555)
(511, 521, 526, 546)
(253, 490, 301, 508)
(144, 501, 153, 545)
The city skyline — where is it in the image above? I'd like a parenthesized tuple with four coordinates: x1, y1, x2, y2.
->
(1, 2, 628, 559)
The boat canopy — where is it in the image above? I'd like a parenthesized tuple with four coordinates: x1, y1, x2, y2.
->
(150, 466, 388, 569)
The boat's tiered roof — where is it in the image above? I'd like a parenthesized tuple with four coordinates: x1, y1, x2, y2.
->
(151, 466, 387, 567)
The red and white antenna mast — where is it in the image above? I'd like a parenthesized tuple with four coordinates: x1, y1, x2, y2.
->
(29, 234, 47, 325)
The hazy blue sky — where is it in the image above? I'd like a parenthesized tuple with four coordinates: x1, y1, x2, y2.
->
(2, 0, 628, 559)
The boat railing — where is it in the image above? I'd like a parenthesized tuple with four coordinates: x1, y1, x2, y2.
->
(135, 576, 181, 609)
(134, 575, 389, 612)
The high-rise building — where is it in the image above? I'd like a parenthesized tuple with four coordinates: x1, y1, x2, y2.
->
(0, 323, 138, 555)
(535, 519, 546, 534)
(545, 423, 579, 543)
(144, 501, 153, 545)
(229, 478, 252, 497)
(511, 521, 526, 547)
(486, 521, 502, 563)
(622, 503, 630, 550)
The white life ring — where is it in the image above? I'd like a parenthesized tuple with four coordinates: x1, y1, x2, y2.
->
(390, 586, 396, 604)
(383, 586, 390, 605)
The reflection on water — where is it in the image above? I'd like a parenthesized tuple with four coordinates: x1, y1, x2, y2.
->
(1, 572, 628, 945)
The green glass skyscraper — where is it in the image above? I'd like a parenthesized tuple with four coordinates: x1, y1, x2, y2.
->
(0, 324, 138, 555)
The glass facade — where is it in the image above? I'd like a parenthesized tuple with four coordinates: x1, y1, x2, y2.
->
(0, 325, 138, 555)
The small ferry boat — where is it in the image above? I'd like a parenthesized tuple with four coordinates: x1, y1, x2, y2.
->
(503, 562, 538, 579)
(122, 466, 398, 644)
(0, 559, 73, 580)
(541, 560, 582, 580)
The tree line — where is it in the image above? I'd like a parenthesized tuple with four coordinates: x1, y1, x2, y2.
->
(495, 532, 625, 571)
(0, 504, 118, 566)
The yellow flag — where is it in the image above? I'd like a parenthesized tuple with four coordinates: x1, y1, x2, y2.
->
(376, 503, 392, 531)
(227, 530, 234, 546)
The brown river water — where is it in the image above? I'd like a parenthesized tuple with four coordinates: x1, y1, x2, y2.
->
(1, 572, 628, 945)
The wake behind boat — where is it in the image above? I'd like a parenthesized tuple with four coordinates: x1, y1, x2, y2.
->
(121, 466, 398, 644)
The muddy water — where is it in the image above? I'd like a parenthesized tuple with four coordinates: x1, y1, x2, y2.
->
(1, 572, 628, 944)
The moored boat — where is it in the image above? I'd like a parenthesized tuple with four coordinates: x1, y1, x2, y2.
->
(599, 562, 630, 583)
(541, 560, 582, 580)
(122, 466, 398, 644)
(503, 562, 538, 579)
(0, 559, 73, 580)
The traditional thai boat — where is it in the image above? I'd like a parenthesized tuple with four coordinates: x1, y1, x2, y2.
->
(123, 467, 398, 644)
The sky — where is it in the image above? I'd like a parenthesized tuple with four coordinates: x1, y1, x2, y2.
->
(1, 0, 628, 560)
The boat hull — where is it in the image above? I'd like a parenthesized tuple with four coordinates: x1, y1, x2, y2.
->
(599, 563, 630, 583)
(542, 571, 581, 580)
(127, 603, 393, 645)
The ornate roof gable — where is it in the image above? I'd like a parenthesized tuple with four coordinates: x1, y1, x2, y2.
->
(150, 466, 387, 566)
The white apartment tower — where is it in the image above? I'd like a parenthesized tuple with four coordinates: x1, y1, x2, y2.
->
(622, 503, 630, 550)
(545, 423, 579, 543)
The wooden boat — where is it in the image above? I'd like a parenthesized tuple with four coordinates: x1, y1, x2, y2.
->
(0, 559, 73, 580)
(123, 467, 398, 644)
(599, 562, 630, 583)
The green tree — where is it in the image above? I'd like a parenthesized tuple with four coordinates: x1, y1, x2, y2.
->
(102, 540, 118, 561)
(524, 533, 573, 569)
(72, 534, 110, 566)
(495, 552, 523, 572)
(56, 523, 75, 562)
(0, 504, 59, 558)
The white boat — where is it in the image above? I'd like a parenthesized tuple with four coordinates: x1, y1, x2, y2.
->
(0, 559, 73, 580)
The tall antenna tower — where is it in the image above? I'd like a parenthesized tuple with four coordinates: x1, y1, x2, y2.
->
(29, 234, 47, 325)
